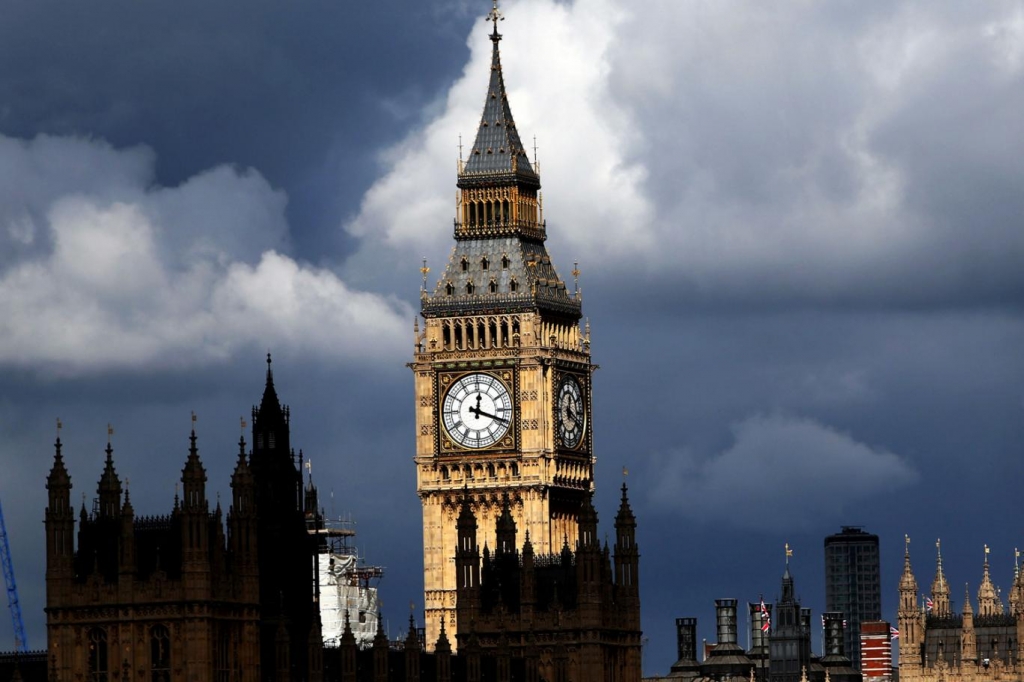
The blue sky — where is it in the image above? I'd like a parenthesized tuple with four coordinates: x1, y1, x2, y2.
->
(1, 0, 1023, 673)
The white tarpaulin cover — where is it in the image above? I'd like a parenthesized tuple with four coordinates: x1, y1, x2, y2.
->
(319, 551, 380, 648)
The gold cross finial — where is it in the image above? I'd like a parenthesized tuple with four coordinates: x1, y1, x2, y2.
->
(240, 416, 247, 434)
(905, 534, 910, 551)
(421, 258, 430, 291)
(622, 466, 629, 479)
(487, 0, 504, 37)
(985, 544, 990, 559)
(785, 543, 793, 565)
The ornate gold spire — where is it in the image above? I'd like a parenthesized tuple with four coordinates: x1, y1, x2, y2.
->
(931, 538, 950, 616)
(900, 535, 917, 592)
(977, 544, 1002, 616)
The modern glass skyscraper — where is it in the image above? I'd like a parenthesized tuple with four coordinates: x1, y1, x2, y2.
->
(825, 526, 882, 671)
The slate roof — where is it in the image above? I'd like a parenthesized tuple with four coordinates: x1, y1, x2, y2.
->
(459, 28, 539, 188)
(422, 236, 581, 319)
(423, 13, 580, 320)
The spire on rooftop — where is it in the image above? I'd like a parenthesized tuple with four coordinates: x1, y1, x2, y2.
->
(460, 0, 536, 182)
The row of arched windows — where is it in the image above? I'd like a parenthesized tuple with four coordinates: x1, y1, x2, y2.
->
(460, 255, 511, 271)
(440, 461, 519, 481)
(87, 625, 170, 682)
(441, 316, 520, 351)
(445, 279, 519, 297)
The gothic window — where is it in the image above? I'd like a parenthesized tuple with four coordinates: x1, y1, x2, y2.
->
(460, 257, 469, 272)
(501, 255, 509, 269)
(215, 627, 230, 682)
(489, 280, 497, 294)
(440, 466, 449, 481)
(486, 463, 496, 479)
(446, 282, 455, 296)
(510, 462, 519, 477)
(151, 625, 171, 682)
(268, 431, 275, 449)
(88, 628, 109, 682)
(466, 282, 475, 295)
(481, 257, 489, 271)
(510, 278, 518, 293)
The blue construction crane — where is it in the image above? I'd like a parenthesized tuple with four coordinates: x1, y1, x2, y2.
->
(0, 496, 28, 653)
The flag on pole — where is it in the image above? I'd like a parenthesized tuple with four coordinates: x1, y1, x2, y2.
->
(890, 626, 899, 639)
(760, 597, 771, 632)
(925, 596, 934, 612)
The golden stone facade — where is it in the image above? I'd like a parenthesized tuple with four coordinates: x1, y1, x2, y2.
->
(897, 539, 1024, 682)
(412, 5, 595, 650)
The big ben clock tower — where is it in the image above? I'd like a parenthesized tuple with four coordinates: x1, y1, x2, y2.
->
(412, 1, 594, 648)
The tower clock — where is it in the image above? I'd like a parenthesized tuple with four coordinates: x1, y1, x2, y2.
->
(410, 5, 595, 649)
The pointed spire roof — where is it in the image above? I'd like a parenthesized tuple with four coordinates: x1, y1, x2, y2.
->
(460, 1, 538, 185)
(98, 442, 120, 494)
(434, 614, 452, 654)
(977, 545, 1001, 616)
(259, 352, 282, 417)
(615, 482, 635, 528)
(899, 536, 918, 592)
(47, 436, 71, 489)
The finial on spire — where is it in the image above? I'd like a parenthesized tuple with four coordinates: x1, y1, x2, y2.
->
(785, 543, 793, 566)
(905, 534, 911, 556)
(107, 423, 114, 446)
(572, 261, 580, 295)
(487, 0, 504, 41)
(56, 417, 62, 438)
(421, 258, 430, 292)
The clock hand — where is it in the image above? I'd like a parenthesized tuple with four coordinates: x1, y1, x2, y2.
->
(468, 404, 509, 423)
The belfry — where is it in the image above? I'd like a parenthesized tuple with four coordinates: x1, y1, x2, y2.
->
(411, 0, 597, 648)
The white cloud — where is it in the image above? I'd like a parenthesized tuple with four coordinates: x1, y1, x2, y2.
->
(0, 134, 409, 374)
(345, 0, 1024, 307)
(646, 414, 918, 530)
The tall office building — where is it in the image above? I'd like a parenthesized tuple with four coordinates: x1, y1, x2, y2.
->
(825, 527, 882, 671)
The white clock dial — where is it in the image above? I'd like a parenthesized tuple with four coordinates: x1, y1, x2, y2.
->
(557, 375, 585, 449)
(442, 373, 513, 449)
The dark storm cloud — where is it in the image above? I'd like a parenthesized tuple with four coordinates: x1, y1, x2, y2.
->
(2, 0, 1024, 676)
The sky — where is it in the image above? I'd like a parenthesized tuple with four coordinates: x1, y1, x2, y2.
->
(1, 0, 1023, 673)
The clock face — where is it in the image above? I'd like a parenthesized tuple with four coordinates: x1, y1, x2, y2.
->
(442, 373, 513, 449)
(557, 375, 585, 449)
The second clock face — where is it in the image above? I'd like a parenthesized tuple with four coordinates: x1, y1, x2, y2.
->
(558, 374, 585, 449)
(442, 373, 513, 449)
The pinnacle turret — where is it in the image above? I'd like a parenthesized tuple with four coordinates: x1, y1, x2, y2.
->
(931, 538, 950, 616)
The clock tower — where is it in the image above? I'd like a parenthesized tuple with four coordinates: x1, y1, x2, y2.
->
(412, 1, 594, 649)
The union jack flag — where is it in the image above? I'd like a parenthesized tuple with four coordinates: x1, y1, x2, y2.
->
(760, 598, 771, 632)
(890, 626, 899, 639)
(925, 596, 934, 612)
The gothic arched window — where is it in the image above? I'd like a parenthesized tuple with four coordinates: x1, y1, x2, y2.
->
(151, 625, 171, 682)
(88, 628, 108, 682)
